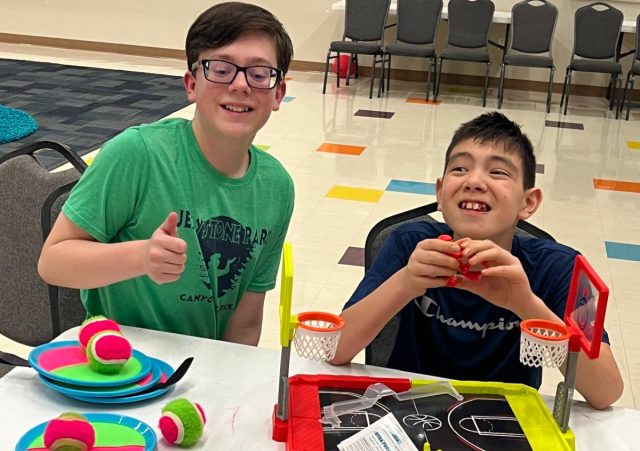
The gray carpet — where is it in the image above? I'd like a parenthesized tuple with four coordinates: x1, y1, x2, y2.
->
(0, 58, 189, 168)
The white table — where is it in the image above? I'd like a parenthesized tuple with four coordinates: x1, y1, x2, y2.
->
(330, 0, 636, 33)
(1, 326, 639, 449)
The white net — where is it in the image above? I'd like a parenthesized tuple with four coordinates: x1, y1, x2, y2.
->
(293, 318, 342, 361)
(520, 326, 569, 368)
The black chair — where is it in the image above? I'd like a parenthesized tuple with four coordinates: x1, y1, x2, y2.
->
(560, 2, 623, 117)
(364, 201, 555, 367)
(322, 0, 391, 99)
(382, 0, 443, 101)
(434, 0, 495, 107)
(0, 142, 88, 375)
(498, 0, 558, 113)
(619, 14, 640, 120)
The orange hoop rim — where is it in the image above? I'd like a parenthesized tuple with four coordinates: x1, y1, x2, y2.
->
(297, 311, 345, 332)
(520, 319, 571, 342)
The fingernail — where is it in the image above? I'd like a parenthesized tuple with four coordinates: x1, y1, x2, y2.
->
(451, 245, 459, 253)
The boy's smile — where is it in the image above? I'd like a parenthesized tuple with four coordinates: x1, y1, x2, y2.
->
(436, 138, 541, 250)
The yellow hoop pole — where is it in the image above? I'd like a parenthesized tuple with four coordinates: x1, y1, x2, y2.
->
(279, 242, 298, 347)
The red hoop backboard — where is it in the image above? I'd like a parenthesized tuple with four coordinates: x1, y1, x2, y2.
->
(564, 255, 609, 358)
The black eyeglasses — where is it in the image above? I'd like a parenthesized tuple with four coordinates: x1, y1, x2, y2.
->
(191, 59, 283, 89)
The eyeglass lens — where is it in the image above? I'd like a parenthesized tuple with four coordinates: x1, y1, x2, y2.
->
(204, 60, 279, 89)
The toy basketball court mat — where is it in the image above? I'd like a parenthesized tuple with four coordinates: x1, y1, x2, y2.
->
(285, 375, 574, 451)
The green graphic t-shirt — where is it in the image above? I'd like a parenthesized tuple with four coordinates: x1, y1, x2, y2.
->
(63, 118, 294, 339)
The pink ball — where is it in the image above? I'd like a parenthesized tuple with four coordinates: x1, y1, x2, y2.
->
(86, 331, 132, 374)
(79, 315, 121, 350)
(44, 412, 95, 451)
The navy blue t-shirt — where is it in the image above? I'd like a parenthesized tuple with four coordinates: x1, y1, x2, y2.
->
(345, 221, 609, 388)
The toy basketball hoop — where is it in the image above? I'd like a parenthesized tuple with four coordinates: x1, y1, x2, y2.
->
(519, 255, 609, 433)
(294, 311, 344, 361)
(520, 319, 570, 368)
(272, 243, 346, 442)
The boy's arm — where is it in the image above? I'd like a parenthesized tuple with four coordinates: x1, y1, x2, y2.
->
(222, 291, 266, 346)
(572, 343, 623, 410)
(332, 237, 463, 365)
(454, 239, 623, 409)
(38, 212, 186, 289)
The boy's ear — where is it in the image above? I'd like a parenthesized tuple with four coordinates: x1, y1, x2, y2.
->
(435, 177, 443, 211)
(183, 71, 197, 103)
(272, 80, 287, 112)
(518, 187, 543, 220)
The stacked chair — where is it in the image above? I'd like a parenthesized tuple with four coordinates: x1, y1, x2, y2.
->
(498, 0, 558, 113)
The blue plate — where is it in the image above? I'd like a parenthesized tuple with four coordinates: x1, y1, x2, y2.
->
(29, 340, 152, 387)
(15, 413, 156, 451)
(65, 382, 174, 404)
(38, 357, 170, 398)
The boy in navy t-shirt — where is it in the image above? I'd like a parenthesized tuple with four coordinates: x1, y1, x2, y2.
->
(333, 112, 623, 409)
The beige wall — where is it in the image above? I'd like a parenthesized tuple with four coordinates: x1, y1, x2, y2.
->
(1, 0, 639, 87)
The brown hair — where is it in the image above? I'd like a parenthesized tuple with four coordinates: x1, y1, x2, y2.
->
(186, 2, 294, 74)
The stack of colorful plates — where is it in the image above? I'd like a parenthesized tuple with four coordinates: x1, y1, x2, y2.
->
(16, 413, 156, 451)
(28, 341, 175, 404)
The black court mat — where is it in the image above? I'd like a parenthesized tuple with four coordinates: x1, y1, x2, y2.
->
(0, 58, 189, 168)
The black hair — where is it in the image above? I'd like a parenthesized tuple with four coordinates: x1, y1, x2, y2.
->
(444, 112, 536, 189)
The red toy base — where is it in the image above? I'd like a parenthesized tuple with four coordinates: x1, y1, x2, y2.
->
(272, 404, 288, 442)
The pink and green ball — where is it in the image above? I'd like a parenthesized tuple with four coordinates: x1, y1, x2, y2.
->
(43, 412, 95, 451)
(159, 398, 206, 447)
(86, 331, 132, 374)
(78, 315, 121, 350)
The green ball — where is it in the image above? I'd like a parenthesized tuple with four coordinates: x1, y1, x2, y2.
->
(159, 398, 206, 447)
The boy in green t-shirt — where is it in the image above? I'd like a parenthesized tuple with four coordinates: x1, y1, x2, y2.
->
(38, 2, 295, 344)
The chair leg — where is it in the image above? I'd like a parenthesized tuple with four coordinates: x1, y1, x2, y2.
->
(563, 69, 572, 115)
(346, 54, 353, 86)
(378, 55, 385, 98)
(498, 63, 506, 109)
(336, 52, 341, 88)
(435, 58, 443, 100)
(425, 57, 434, 102)
(560, 67, 569, 107)
(369, 56, 376, 99)
(386, 54, 392, 92)
(619, 73, 629, 119)
(609, 74, 617, 111)
(614, 74, 620, 119)
(354, 54, 360, 79)
(546, 67, 555, 114)
(322, 50, 332, 94)
(627, 75, 636, 121)
(482, 63, 490, 107)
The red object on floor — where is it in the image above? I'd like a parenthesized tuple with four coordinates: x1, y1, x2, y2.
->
(332, 55, 355, 78)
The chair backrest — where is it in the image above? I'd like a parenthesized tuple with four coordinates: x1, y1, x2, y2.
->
(396, 0, 444, 45)
(344, 0, 392, 42)
(573, 2, 623, 60)
(446, 0, 495, 49)
(0, 141, 88, 347)
(364, 201, 555, 366)
(509, 0, 558, 55)
(635, 14, 640, 62)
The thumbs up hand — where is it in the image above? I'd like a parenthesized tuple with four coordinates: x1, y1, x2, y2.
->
(143, 212, 187, 284)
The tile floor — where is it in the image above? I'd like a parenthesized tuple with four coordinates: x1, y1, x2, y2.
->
(1, 43, 639, 410)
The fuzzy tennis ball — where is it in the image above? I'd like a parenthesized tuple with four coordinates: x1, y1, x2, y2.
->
(86, 331, 132, 374)
(159, 398, 206, 447)
(79, 315, 121, 350)
(43, 412, 95, 451)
